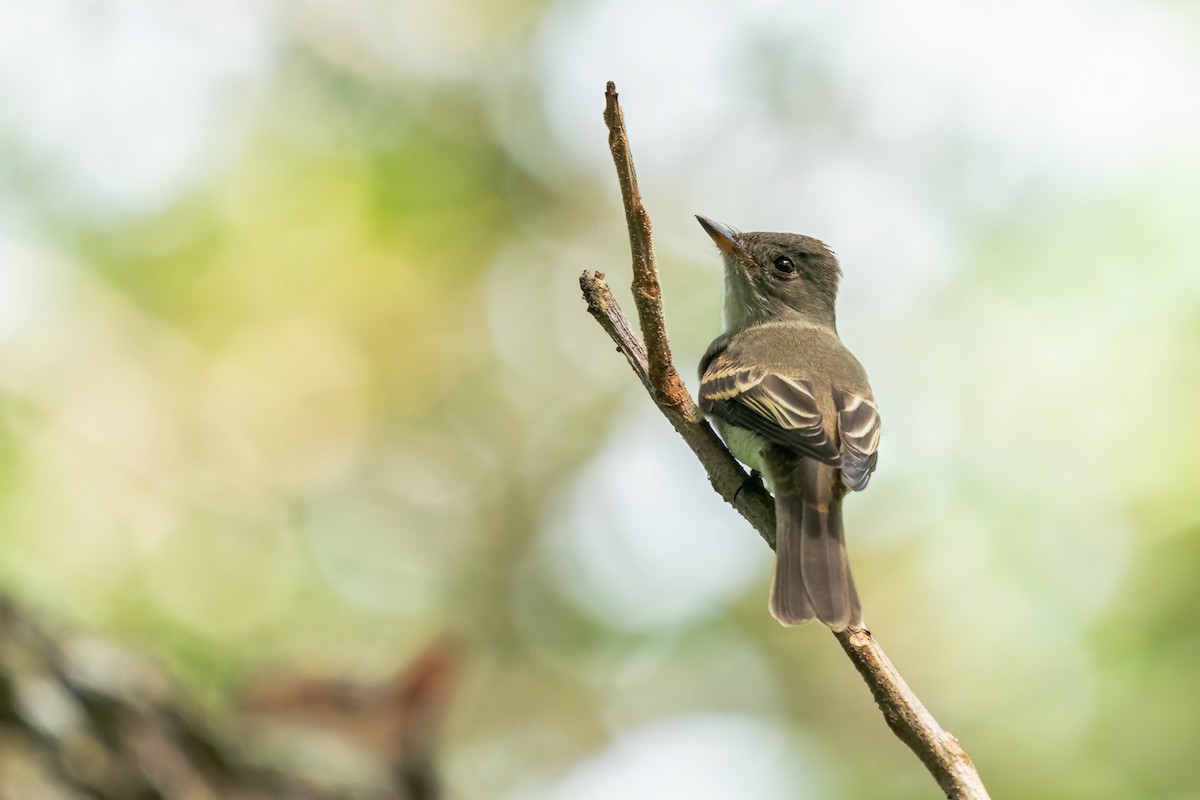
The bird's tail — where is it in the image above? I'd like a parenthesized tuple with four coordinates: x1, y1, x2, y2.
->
(769, 463, 861, 631)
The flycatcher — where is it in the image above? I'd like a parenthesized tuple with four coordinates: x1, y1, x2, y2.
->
(696, 216, 881, 631)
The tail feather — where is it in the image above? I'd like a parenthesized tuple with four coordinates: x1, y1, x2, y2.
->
(770, 490, 861, 631)
(769, 493, 815, 625)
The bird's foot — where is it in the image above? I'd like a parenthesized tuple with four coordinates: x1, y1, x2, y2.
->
(733, 470, 764, 503)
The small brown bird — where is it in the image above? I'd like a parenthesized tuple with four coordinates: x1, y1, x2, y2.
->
(696, 216, 881, 631)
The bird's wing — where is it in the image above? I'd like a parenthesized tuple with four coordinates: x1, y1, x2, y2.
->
(699, 364, 841, 465)
(834, 388, 881, 491)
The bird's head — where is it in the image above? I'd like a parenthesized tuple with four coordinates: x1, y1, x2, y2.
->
(696, 215, 841, 332)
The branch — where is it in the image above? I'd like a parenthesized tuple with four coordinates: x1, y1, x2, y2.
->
(579, 270, 775, 542)
(582, 81, 990, 800)
(601, 81, 676, 399)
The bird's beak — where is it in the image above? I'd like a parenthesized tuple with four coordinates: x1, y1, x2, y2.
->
(695, 215, 744, 257)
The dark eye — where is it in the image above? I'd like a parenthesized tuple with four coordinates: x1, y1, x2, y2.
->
(773, 256, 795, 273)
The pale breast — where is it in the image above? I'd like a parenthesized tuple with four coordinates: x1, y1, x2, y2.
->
(714, 418, 770, 481)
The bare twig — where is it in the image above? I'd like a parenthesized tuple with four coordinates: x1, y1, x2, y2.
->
(581, 81, 990, 800)
(601, 82, 677, 401)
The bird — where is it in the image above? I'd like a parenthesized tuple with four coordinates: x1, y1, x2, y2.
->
(695, 215, 881, 631)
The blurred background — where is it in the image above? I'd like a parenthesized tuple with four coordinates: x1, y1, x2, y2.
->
(1, 0, 1199, 797)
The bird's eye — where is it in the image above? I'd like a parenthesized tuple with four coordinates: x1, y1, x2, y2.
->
(773, 256, 795, 274)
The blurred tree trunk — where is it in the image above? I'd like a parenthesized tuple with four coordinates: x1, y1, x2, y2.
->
(0, 597, 448, 800)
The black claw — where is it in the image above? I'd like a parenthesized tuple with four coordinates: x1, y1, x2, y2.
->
(733, 470, 764, 503)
